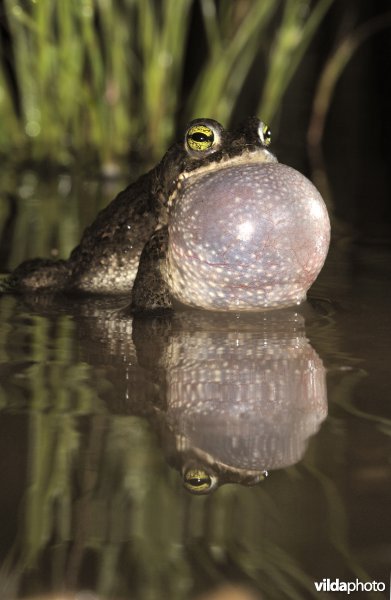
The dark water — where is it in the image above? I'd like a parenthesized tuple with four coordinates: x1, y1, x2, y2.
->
(0, 179, 390, 600)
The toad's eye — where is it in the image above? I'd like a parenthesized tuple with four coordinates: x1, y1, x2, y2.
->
(183, 467, 217, 494)
(258, 121, 272, 147)
(186, 124, 215, 152)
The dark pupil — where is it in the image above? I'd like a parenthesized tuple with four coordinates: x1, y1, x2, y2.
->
(265, 129, 271, 139)
(189, 476, 209, 487)
(190, 132, 213, 143)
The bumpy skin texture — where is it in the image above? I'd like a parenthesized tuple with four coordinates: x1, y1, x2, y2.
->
(9, 172, 161, 293)
(167, 163, 330, 310)
(6, 117, 330, 311)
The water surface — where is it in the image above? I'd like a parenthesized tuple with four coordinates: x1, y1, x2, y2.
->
(0, 178, 390, 600)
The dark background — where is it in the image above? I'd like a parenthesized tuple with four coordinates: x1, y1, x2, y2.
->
(268, 0, 391, 238)
(183, 0, 391, 238)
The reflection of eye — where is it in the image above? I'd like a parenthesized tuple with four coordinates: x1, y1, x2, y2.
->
(185, 123, 219, 153)
(258, 121, 272, 147)
(183, 467, 217, 494)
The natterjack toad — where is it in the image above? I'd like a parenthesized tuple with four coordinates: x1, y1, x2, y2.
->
(6, 118, 330, 311)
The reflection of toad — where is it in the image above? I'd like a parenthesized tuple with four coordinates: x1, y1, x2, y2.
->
(5, 291, 328, 496)
(133, 309, 328, 494)
(7, 118, 329, 311)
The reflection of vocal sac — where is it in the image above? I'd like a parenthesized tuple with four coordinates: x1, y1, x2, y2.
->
(134, 309, 327, 494)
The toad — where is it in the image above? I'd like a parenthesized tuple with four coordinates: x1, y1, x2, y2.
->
(6, 117, 330, 311)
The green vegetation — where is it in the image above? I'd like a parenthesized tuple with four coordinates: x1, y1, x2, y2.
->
(0, 0, 334, 167)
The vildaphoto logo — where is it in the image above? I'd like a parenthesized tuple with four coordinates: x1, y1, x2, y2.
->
(313, 578, 386, 594)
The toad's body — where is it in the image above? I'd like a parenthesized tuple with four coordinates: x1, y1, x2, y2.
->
(7, 118, 330, 311)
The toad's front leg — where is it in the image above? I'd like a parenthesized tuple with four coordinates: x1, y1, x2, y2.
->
(130, 227, 173, 311)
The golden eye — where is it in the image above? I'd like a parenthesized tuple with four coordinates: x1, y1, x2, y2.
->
(183, 468, 217, 494)
(258, 122, 272, 147)
(186, 124, 215, 152)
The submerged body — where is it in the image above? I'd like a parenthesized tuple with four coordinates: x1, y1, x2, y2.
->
(7, 118, 330, 311)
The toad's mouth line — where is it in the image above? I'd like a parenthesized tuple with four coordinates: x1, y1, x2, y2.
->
(177, 440, 267, 478)
(180, 147, 277, 183)
(166, 148, 277, 208)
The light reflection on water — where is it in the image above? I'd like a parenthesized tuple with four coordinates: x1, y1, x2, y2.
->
(131, 309, 327, 490)
(0, 209, 390, 598)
